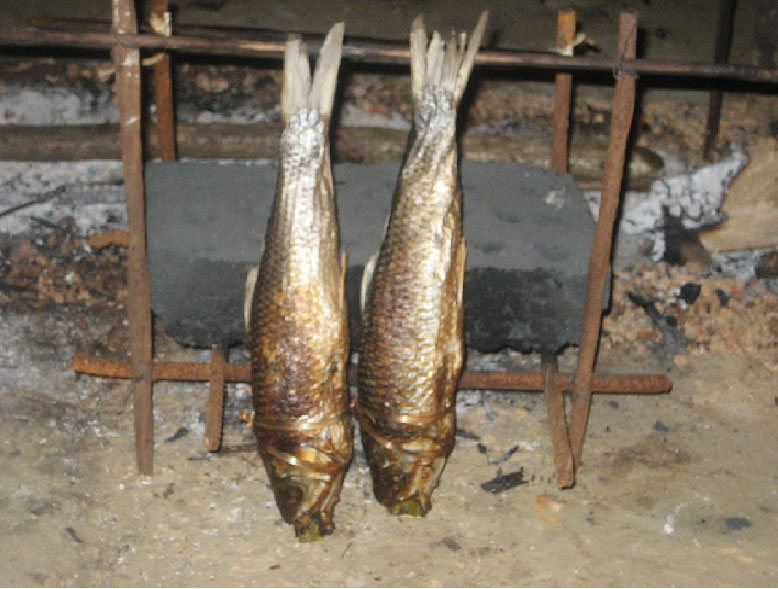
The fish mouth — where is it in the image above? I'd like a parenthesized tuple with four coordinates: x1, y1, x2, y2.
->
(294, 514, 333, 543)
(366, 452, 437, 517)
(357, 405, 454, 516)
(373, 475, 433, 517)
(274, 479, 335, 542)
(257, 426, 352, 541)
(388, 498, 426, 518)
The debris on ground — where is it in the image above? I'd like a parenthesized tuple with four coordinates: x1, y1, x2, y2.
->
(602, 261, 778, 372)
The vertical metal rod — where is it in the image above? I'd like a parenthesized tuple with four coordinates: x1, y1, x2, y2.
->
(204, 347, 226, 451)
(151, 0, 176, 161)
(541, 354, 575, 488)
(568, 11, 638, 469)
(703, 0, 736, 160)
(551, 8, 576, 173)
(113, 0, 154, 475)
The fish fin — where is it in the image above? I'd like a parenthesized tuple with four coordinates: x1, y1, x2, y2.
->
(410, 12, 488, 104)
(453, 12, 488, 102)
(282, 35, 311, 121)
(340, 249, 349, 308)
(409, 15, 427, 105)
(340, 249, 351, 365)
(310, 22, 345, 117)
(360, 253, 378, 313)
(452, 238, 467, 381)
(456, 239, 466, 308)
(244, 265, 259, 334)
(426, 30, 445, 89)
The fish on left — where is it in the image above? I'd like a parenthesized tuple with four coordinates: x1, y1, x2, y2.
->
(245, 22, 352, 542)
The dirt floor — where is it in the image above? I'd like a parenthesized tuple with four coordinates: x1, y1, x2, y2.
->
(1, 0, 778, 587)
(1, 230, 777, 587)
(1, 318, 777, 587)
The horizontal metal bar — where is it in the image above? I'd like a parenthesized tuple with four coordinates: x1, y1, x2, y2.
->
(71, 354, 672, 394)
(1, 25, 777, 83)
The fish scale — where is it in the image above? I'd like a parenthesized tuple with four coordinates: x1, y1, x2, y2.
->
(357, 13, 488, 517)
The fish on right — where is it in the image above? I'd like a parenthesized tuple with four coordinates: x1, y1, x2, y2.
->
(357, 12, 488, 517)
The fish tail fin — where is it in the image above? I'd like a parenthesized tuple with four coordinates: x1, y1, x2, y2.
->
(410, 12, 488, 106)
(281, 22, 344, 121)
(310, 22, 345, 118)
(409, 15, 428, 106)
(452, 12, 488, 101)
(281, 35, 311, 121)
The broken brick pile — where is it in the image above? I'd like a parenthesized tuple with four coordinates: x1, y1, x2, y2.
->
(602, 261, 778, 372)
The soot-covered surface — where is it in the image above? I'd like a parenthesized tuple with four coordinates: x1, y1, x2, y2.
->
(146, 159, 601, 352)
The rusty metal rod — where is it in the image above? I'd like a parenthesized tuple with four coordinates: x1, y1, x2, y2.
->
(113, 0, 154, 476)
(2, 25, 778, 83)
(27, 16, 428, 44)
(550, 8, 576, 174)
(542, 355, 575, 488)
(703, 0, 737, 160)
(71, 354, 671, 394)
(204, 347, 225, 452)
(546, 8, 577, 487)
(568, 12, 638, 469)
(150, 0, 176, 162)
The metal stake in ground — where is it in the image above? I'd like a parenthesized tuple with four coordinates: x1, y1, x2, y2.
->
(204, 347, 226, 452)
(568, 11, 638, 470)
(542, 352, 575, 488)
(545, 9, 578, 488)
(113, 0, 154, 475)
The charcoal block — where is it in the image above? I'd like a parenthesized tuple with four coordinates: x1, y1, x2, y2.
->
(145, 159, 606, 352)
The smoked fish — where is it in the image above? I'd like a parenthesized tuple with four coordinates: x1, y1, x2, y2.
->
(246, 23, 351, 541)
(357, 13, 488, 516)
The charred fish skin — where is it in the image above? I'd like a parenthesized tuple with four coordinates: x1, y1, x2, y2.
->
(357, 13, 488, 517)
(248, 23, 352, 542)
